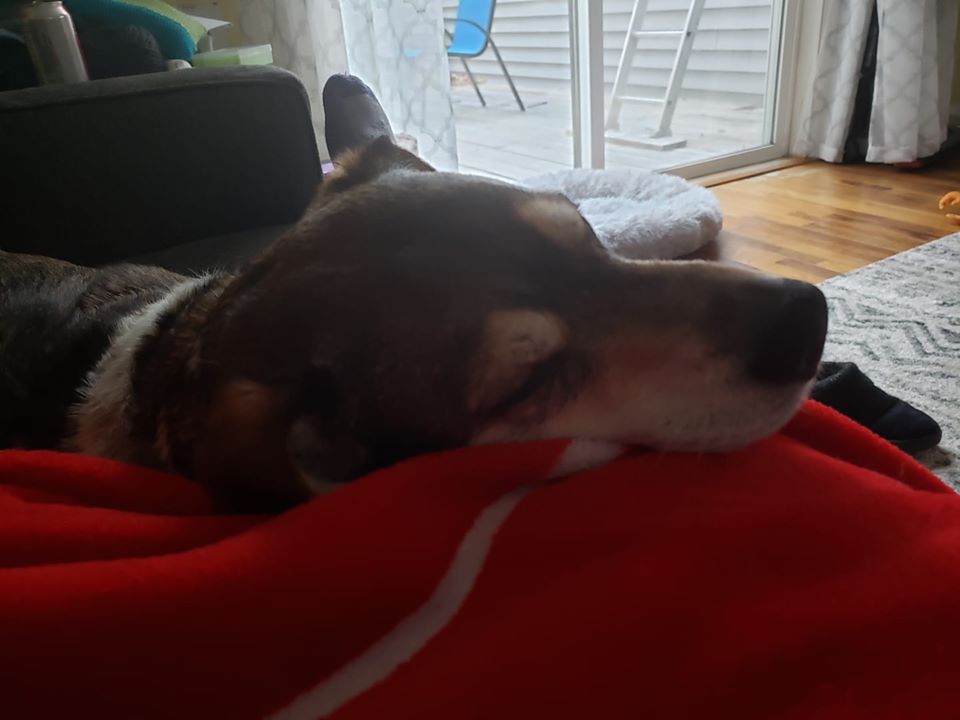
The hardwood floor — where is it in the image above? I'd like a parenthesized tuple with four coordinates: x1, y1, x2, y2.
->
(697, 159, 960, 283)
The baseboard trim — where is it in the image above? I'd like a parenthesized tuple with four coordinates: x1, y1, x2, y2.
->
(691, 156, 813, 188)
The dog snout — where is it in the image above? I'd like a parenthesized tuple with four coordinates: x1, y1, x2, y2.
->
(747, 280, 828, 384)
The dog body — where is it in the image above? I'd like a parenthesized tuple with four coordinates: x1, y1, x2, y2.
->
(0, 139, 827, 509)
(0, 255, 219, 467)
(0, 255, 183, 450)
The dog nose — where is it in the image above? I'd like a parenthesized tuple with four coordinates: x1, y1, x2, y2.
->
(748, 280, 828, 384)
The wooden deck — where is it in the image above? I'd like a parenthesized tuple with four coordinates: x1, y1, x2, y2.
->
(451, 79, 766, 181)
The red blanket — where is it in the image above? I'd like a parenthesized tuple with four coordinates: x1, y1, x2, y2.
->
(2, 402, 959, 719)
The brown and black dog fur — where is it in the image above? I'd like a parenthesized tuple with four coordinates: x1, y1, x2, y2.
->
(0, 137, 827, 510)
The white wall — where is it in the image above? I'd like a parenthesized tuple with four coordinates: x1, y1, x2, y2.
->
(443, 0, 774, 105)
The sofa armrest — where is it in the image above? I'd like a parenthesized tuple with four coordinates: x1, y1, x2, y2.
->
(0, 65, 322, 265)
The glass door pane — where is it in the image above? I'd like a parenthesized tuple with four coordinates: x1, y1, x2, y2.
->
(603, 0, 788, 173)
(442, 0, 576, 181)
(444, 0, 791, 181)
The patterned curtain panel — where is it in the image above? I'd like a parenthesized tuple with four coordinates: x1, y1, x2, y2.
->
(235, 0, 458, 170)
(794, 0, 958, 164)
(339, 0, 458, 170)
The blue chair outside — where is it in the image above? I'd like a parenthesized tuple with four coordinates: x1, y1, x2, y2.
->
(446, 0, 525, 111)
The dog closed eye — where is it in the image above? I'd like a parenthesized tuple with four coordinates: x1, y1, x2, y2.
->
(468, 309, 568, 417)
(489, 354, 566, 419)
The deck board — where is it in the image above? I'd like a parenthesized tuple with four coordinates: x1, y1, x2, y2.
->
(451, 81, 764, 180)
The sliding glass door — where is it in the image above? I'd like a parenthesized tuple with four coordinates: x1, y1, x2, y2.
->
(448, 0, 797, 181)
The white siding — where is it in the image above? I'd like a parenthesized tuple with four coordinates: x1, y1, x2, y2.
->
(442, 0, 774, 104)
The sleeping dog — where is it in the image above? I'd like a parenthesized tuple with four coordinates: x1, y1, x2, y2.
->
(0, 137, 827, 509)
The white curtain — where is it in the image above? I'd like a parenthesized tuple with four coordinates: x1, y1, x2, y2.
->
(794, 0, 958, 164)
(235, 0, 458, 170)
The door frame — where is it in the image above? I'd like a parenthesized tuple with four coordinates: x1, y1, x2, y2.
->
(569, 0, 606, 168)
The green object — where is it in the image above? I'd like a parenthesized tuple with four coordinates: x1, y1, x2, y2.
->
(65, 0, 202, 59)
(122, 0, 206, 43)
(192, 45, 273, 67)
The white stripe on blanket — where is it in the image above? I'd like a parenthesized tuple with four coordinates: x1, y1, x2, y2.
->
(270, 439, 625, 720)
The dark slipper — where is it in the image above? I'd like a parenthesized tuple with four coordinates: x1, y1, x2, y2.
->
(811, 361, 942, 455)
(322, 74, 394, 161)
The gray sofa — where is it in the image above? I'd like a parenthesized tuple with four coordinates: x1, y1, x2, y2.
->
(0, 65, 322, 273)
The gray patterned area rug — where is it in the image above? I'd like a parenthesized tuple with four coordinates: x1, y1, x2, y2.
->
(819, 233, 960, 490)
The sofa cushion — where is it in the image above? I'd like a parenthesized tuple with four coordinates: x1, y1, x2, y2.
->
(126, 223, 290, 274)
(0, 66, 321, 266)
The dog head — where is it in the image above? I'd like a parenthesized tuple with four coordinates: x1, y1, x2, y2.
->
(194, 137, 827, 506)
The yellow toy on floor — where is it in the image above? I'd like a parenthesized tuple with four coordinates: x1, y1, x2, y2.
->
(938, 192, 960, 223)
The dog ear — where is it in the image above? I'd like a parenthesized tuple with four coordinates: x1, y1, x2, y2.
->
(194, 379, 309, 510)
(321, 135, 434, 196)
(285, 366, 370, 493)
(194, 371, 370, 507)
(468, 309, 569, 416)
(287, 415, 369, 494)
